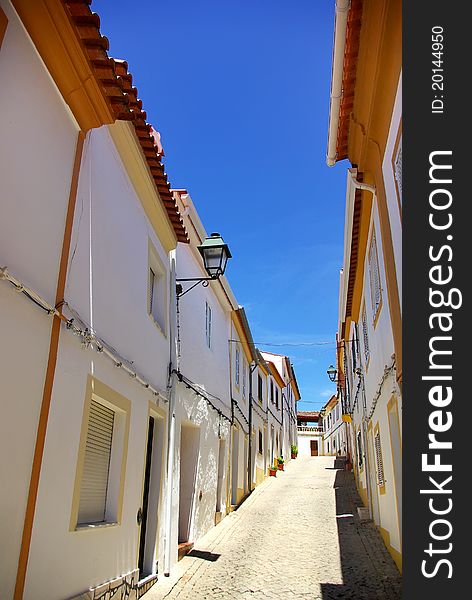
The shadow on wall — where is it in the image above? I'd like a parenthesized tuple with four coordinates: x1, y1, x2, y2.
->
(320, 470, 402, 600)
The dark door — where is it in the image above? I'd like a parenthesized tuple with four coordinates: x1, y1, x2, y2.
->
(138, 416, 154, 577)
(310, 440, 318, 456)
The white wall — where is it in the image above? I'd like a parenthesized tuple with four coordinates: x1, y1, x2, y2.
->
(0, 2, 79, 595)
(23, 126, 173, 599)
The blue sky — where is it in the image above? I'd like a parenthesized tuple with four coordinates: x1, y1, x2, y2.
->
(93, 0, 347, 411)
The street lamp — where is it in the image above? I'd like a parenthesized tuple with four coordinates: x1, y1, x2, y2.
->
(176, 233, 232, 297)
(327, 364, 337, 382)
(197, 233, 232, 279)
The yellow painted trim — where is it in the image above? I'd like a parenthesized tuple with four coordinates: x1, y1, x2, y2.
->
(387, 394, 402, 548)
(231, 311, 253, 364)
(379, 526, 402, 573)
(373, 422, 386, 495)
(69, 375, 131, 531)
(108, 121, 177, 252)
(11, 0, 114, 131)
(346, 0, 402, 383)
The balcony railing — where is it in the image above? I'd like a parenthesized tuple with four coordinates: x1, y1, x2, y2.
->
(297, 426, 323, 433)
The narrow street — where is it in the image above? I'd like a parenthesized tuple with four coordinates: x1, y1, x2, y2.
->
(145, 457, 401, 600)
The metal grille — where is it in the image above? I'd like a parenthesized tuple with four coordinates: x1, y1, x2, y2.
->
(368, 231, 382, 320)
(374, 431, 385, 486)
(78, 400, 114, 524)
(362, 305, 370, 363)
(394, 140, 402, 202)
(205, 302, 212, 348)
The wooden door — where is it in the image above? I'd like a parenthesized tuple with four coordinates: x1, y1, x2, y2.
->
(310, 440, 318, 456)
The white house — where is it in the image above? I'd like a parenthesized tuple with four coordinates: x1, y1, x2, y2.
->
(296, 412, 323, 457)
(326, 0, 402, 570)
(1, 1, 188, 597)
(321, 395, 348, 457)
(0, 3, 305, 598)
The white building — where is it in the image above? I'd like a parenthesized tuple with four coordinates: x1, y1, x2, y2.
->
(320, 395, 348, 457)
(296, 412, 323, 457)
(0, 2, 304, 598)
(1, 1, 187, 597)
(326, 0, 402, 570)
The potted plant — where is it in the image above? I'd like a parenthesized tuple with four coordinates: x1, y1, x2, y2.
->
(277, 456, 285, 470)
(268, 465, 277, 477)
(291, 445, 298, 459)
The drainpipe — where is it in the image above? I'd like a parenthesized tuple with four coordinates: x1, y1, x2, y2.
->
(326, 0, 351, 167)
(164, 252, 178, 577)
(349, 170, 376, 195)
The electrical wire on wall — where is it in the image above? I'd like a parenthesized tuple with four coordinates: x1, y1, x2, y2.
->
(173, 370, 232, 424)
(0, 266, 168, 402)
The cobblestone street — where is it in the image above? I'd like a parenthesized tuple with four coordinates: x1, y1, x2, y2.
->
(145, 456, 401, 600)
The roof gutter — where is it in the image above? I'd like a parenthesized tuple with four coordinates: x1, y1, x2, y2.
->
(326, 0, 351, 167)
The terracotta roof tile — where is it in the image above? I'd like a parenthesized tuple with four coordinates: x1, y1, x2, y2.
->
(63, 0, 189, 243)
(336, 0, 363, 162)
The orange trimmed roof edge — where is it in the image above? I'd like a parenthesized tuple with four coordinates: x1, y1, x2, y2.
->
(63, 0, 189, 243)
(266, 361, 285, 389)
(335, 0, 363, 163)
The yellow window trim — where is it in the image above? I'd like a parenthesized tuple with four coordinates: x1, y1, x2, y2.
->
(70, 375, 131, 532)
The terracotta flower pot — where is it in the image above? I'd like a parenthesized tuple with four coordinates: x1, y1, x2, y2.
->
(269, 468, 277, 477)
(277, 463, 284, 470)
(291, 453, 297, 459)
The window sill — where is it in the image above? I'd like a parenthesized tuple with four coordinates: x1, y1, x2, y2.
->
(148, 312, 167, 339)
(75, 521, 119, 531)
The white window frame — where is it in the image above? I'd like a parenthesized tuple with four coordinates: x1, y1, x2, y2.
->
(148, 242, 167, 335)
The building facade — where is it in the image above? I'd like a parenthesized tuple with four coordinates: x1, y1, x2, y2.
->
(326, 0, 402, 571)
(0, 2, 302, 597)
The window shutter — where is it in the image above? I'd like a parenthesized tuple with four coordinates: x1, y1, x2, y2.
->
(374, 432, 385, 486)
(78, 400, 114, 524)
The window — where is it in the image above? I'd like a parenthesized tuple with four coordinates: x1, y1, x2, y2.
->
(258, 430, 263, 454)
(362, 305, 370, 363)
(394, 136, 402, 204)
(72, 377, 130, 530)
(368, 231, 382, 321)
(78, 400, 114, 524)
(270, 381, 274, 404)
(275, 388, 279, 410)
(242, 359, 247, 398)
(205, 301, 212, 348)
(258, 374, 263, 404)
(148, 245, 167, 334)
(356, 430, 363, 468)
(235, 347, 240, 387)
(374, 431, 385, 486)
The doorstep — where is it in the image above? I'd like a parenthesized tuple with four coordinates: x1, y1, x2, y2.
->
(178, 541, 194, 561)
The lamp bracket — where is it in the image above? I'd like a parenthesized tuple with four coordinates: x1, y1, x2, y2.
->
(176, 277, 216, 298)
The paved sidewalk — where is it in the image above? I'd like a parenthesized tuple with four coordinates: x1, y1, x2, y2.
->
(144, 456, 401, 600)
